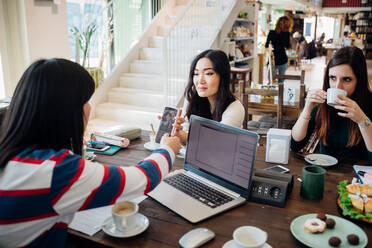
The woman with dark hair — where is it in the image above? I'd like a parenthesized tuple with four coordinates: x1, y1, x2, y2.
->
(0, 58, 181, 247)
(173, 49, 244, 145)
(265, 16, 293, 82)
(291, 46, 372, 161)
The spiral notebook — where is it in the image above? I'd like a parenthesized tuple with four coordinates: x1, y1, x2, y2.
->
(353, 165, 372, 185)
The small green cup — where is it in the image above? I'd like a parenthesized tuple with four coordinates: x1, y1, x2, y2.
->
(300, 166, 326, 200)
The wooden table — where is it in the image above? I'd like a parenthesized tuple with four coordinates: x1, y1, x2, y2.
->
(68, 132, 371, 248)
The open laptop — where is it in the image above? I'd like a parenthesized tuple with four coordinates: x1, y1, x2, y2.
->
(148, 115, 258, 223)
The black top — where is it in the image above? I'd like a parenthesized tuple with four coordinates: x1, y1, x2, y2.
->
(291, 105, 372, 162)
(265, 30, 291, 66)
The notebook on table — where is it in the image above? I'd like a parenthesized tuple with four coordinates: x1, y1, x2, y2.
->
(148, 115, 258, 223)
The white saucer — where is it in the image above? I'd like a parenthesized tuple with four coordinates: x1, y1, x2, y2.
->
(304, 153, 338, 167)
(144, 142, 186, 159)
(222, 239, 272, 248)
(144, 142, 160, 151)
(102, 213, 149, 238)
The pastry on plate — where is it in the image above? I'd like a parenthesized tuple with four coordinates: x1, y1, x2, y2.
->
(303, 218, 326, 233)
(364, 198, 372, 213)
(360, 184, 372, 197)
(350, 198, 364, 213)
(346, 184, 360, 194)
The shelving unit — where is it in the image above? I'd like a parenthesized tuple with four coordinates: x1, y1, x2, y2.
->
(349, 11, 372, 59)
(226, 1, 258, 69)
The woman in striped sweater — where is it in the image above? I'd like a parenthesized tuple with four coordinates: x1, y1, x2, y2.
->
(0, 58, 181, 247)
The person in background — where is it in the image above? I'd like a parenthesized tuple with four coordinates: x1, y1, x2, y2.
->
(173, 49, 245, 145)
(0, 58, 181, 247)
(265, 16, 293, 82)
(316, 32, 326, 56)
(291, 46, 372, 161)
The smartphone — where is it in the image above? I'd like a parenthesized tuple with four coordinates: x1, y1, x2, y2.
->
(87, 143, 110, 152)
(155, 107, 178, 143)
(264, 165, 290, 174)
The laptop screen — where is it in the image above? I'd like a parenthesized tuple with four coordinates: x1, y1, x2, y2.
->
(185, 115, 258, 190)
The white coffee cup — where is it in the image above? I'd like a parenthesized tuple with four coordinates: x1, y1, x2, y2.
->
(112, 201, 138, 232)
(149, 132, 156, 144)
(327, 88, 347, 107)
(233, 226, 267, 248)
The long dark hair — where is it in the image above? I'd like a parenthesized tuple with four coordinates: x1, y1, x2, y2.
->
(184, 49, 235, 121)
(315, 46, 369, 146)
(0, 58, 95, 168)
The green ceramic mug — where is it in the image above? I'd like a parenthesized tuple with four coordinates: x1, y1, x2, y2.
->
(300, 166, 326, 200)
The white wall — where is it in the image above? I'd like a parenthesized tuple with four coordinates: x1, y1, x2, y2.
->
(24, 0, 70, 62)
(0, 0, 70, 97)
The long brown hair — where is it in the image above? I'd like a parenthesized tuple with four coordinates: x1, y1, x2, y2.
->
(275, 16, 293, 34)
(315, 46, 369, 147)
(184, 50, 235, 122)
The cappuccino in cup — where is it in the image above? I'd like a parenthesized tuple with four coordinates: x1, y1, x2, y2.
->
(112, 201, 138, 231)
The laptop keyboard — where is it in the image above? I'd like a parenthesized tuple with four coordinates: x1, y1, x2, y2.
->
(163, 173, 234, 208)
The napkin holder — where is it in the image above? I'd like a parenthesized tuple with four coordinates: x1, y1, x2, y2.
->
(265, 128, 291, 164)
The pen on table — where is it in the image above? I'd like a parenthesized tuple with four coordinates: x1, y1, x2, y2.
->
(171, 108, 182, 137)
(357, 171, 372, 179)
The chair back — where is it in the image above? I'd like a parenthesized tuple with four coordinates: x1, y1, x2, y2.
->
(240, 83, 284, 129)
(275, 70, 306, 111)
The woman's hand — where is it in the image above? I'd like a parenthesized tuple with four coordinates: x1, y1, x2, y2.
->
(303, 89, 327, 116)
(160, 133, 181, 155)
(172, 116, 188, 145)
(334, 94, 368, 124)
(172, 116, 185, 133)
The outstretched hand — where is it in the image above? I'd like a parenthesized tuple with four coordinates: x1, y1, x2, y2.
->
(334, 94, 368, 124)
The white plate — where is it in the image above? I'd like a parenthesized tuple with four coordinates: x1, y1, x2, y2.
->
(290, 213, 368, 248)
(222, 240, 272, 248)
(304, 153, 338, 167)
(144, 142, 160, 151)
(144, 142, 186, 159)
(102, 213, 149, 238)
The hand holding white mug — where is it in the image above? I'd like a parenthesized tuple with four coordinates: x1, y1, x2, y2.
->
(334, 94, 368, 124)
(304, 89, 327, 114)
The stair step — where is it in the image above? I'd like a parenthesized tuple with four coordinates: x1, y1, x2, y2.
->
(96, 102, 163, 130)
(130, 60, 163, 74)
(140, 48, 163, 60)
(157, 25, 171, 36)
(148, 36, 164, 48)
(108, 87, 165, 108)
(171, 6, 218, 16)
(120, 73, 163, 91)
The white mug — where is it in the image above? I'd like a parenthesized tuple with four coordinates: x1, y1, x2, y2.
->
(112, 201, 138, 232)
(327, 88, 347, 107)
(233, 226, 267, 248)
(149, 132, 156, 144)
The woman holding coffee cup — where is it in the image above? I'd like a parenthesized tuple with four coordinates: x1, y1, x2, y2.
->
(291, 46, 372, 161)
(0, 59, 181, 247)
(173, 49, 245, 145)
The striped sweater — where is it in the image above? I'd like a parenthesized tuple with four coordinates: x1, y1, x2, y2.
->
(0, 145, 174, 247)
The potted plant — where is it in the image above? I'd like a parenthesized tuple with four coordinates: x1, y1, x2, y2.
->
(71, 23, 102, 88)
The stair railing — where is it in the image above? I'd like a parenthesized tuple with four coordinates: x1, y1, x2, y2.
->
(162, 0, 235, 107)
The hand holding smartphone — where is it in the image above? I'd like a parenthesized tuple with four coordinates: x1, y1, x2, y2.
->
(155, 107, 178, 143)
